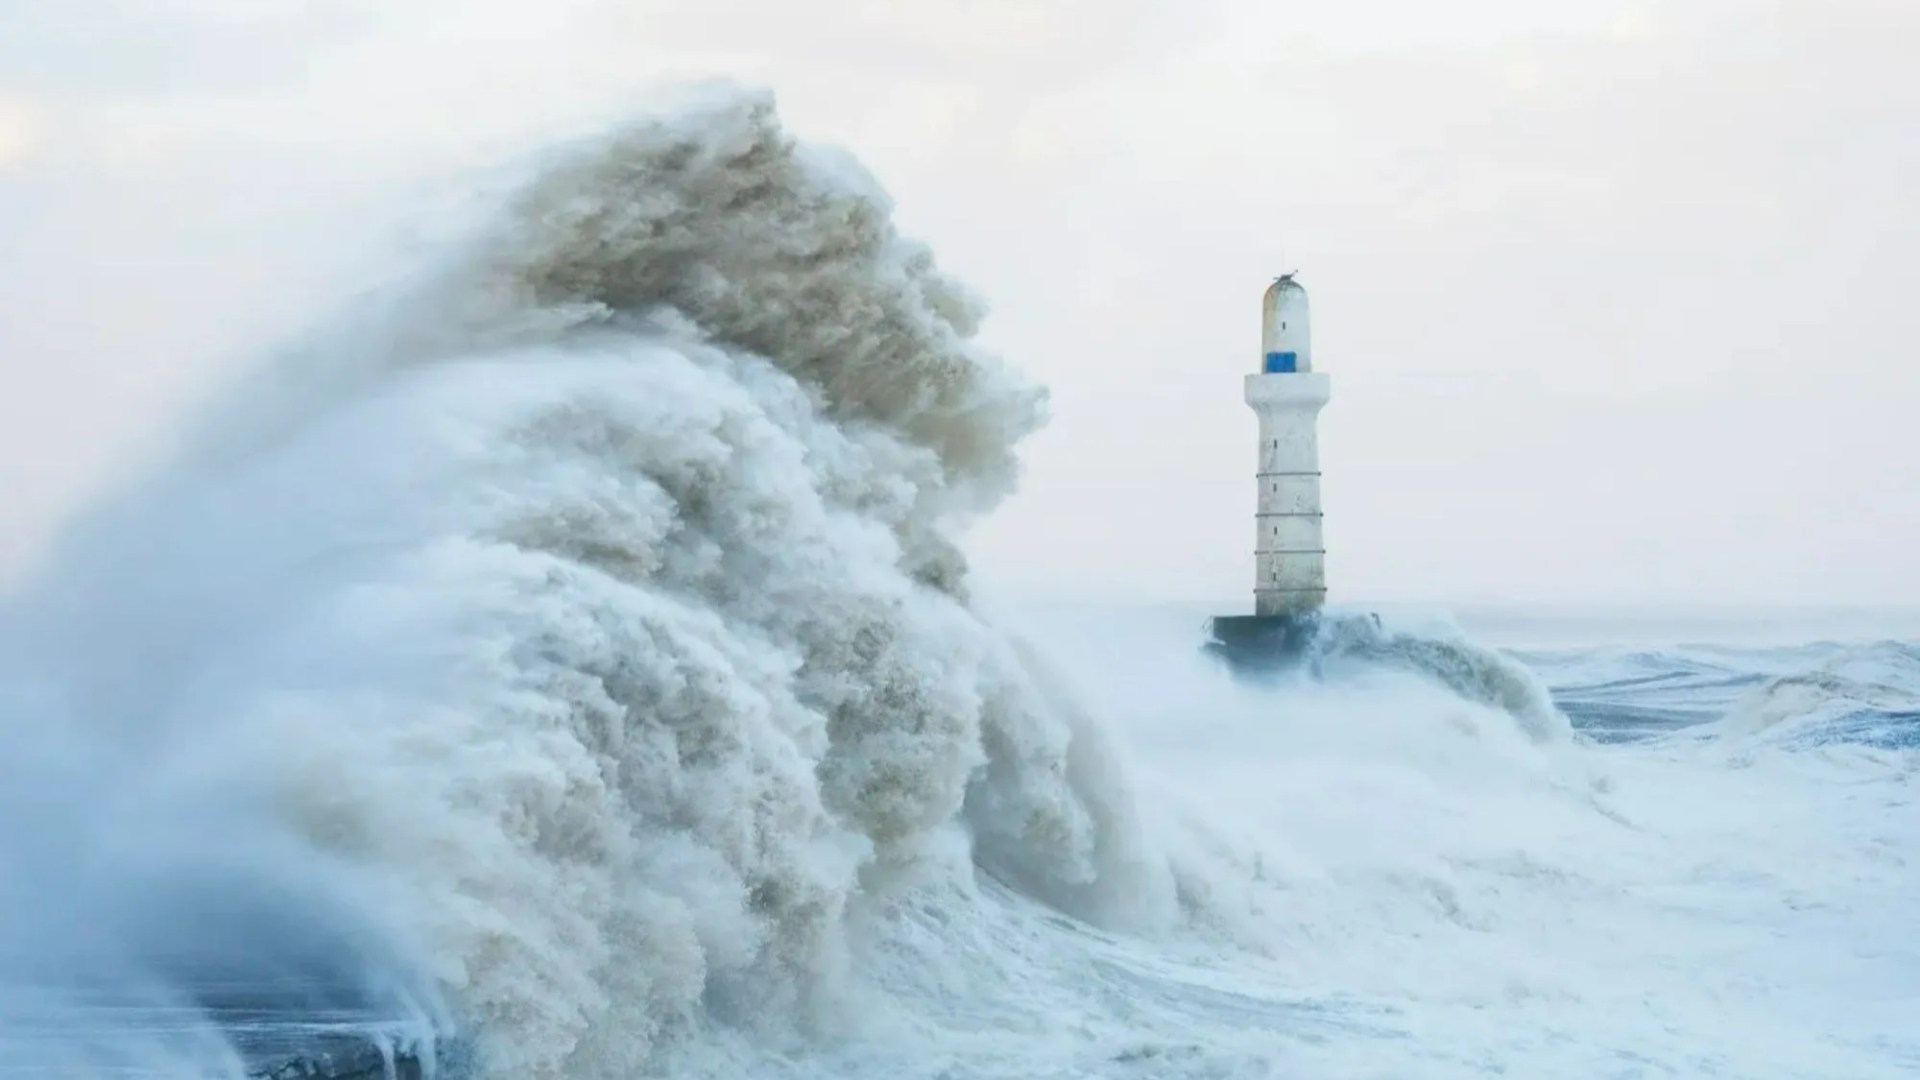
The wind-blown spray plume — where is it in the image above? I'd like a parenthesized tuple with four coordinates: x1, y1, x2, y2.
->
(1, 86, 1170, 1077)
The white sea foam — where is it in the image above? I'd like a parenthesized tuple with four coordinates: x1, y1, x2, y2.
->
(0, 86, 1172, 1077)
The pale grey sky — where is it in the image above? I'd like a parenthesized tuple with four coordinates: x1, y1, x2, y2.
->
(1, 0, 1916, 609)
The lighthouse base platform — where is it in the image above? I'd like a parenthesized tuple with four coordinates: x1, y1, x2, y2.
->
(1204, 613, 1322, 679)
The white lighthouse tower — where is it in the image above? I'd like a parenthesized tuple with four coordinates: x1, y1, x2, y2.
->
(1249, 274, 1331, 617)
(1207, 274, 1331, 673)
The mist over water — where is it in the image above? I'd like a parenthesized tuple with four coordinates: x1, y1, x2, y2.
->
(1, 85, 1914, 1080)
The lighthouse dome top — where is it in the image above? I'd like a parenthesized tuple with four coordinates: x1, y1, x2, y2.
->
(1260, 273, 1312, 373)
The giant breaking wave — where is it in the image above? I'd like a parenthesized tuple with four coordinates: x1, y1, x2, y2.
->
(1, 88, 1173, 1076)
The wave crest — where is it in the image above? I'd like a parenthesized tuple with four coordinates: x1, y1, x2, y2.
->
(2, 86, 1152, 1078)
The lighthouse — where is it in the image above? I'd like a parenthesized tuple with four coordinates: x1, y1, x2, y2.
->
(1207, 274, 1332, 672)
(1251, 275, 1331, 616)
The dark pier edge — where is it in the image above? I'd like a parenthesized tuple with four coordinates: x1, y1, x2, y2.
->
(1204, 613, 1322, 678)
(243, 1034, 461, 1080)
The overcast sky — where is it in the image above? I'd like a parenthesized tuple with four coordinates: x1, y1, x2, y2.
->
(2, 0, 1916, 610)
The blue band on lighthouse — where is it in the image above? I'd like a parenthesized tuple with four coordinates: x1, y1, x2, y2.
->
(1264, 351, 1298, 373)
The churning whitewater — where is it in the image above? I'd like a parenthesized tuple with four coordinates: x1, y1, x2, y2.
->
(0, 87, 1178, 1077)
(4, 86, 1915, 1080)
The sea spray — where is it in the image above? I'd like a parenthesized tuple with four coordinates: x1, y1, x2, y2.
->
(0, 86, 1170, 1077)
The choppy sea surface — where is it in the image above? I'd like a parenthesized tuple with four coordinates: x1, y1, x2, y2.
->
(18, 601, 1918, 1080)
(932, 600, 1920, 1080)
